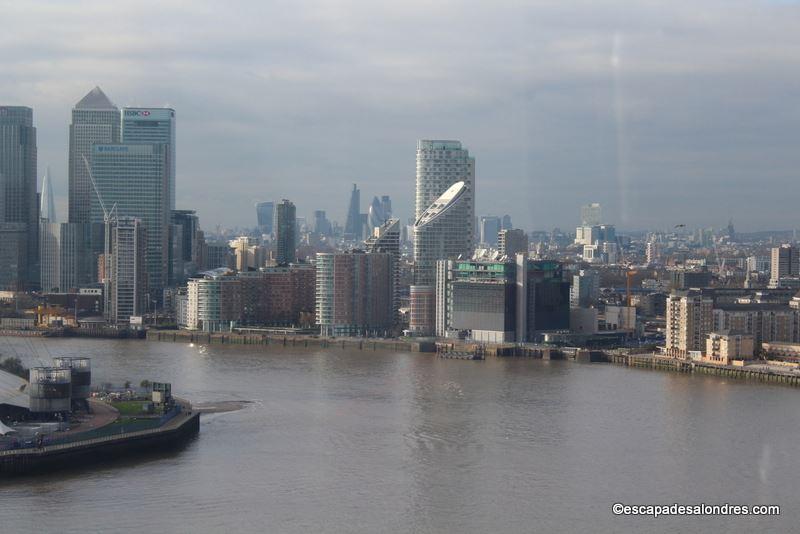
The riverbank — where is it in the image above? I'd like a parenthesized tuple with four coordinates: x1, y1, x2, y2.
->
(146, 329, 435, 352)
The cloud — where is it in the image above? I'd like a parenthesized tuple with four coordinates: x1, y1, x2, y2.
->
(2, 0, 799, 231)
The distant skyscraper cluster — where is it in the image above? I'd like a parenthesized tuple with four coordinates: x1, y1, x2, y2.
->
(0, 87, 188, 323)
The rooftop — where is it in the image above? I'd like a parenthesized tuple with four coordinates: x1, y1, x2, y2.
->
(74, 86, 117, 110)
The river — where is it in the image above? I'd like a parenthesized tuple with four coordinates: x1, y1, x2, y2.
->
(0, 336, 797, 533)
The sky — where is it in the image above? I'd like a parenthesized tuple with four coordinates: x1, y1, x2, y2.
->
(2, 0, 800, 233)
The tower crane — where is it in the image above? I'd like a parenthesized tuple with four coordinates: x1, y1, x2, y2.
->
(82, 155, 117, 319)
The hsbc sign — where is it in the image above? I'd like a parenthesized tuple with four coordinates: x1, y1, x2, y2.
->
(123, 108, 173, 120)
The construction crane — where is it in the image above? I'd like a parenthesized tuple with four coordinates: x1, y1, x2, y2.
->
(82, 155, 117, 319)
(626, 270, 638, 307)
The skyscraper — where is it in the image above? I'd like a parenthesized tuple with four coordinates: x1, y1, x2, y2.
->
(770, 244, 800, 288)
(380, 196, 392, 220)
(344, 184, 361, 239)
(274, 199, 296, 265)
(91, 144, 169, 299)
(479, 216, 501, 247)
(415, 140, 474, 223)
(411, 181, 472, 334)
(40, 167, 55, 222)
(69, 87, 120, 224)
(411, 139, 475, 335)
(255, 201, 274, 235)
(313, 210, 332, 236)
(581, 203, 602, 226)
(170, 209, 201, 284)
(121, 107, 176, 210)
(367, 196, 386, 230)
(0, 106, 38, 290)
(365, 218, 401, 325)
(107, 217, 147, 324)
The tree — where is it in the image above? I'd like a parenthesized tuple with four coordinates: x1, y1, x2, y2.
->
(0, 357, 28, 379)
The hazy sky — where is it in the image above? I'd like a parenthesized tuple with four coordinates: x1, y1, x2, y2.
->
(2, 0, 800, 232)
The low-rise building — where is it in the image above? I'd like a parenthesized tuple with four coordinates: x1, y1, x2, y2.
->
(705, 331, 754, 365)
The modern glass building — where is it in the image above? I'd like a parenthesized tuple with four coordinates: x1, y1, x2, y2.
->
(344, 184, 361, 240)
(122, 108, 176, 210)
(90, 143, 169, 299)
(436, 258, 517, 342)
(39, 222, 91, 293)
(0, 106, 38, 290)
(274, 199, 296, 265)
(255, 201, 274, 235)
(69, 87, 120, 224)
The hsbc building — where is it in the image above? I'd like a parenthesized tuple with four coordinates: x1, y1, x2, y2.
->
(122, 107, 176, 210)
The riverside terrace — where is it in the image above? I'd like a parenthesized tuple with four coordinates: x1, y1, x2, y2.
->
(0, 361, 201, 475)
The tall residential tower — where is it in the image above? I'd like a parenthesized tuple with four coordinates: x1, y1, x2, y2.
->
(410, 140, 475, 335)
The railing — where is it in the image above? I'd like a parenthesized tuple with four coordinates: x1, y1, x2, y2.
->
(0, 404, 183, 453)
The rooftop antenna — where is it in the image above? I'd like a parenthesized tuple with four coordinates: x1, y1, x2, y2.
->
(83, 155, 117, 322)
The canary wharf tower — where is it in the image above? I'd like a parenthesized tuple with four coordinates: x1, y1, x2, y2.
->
(68, 87, 120, 224)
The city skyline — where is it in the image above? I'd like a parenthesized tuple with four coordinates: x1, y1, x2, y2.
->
(3, 1, 800, 232)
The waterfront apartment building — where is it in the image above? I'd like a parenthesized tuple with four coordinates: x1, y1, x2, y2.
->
(705, 331, 755, 365)
(435, 258, 517, 342)
(121, 108, 176, 211)
(365, 218, 401, 326)
(498, 228, 528, 257)
(90, 144, 170, 299)
(274, 199, 296, 265)
(665, 290, 714, 357)
(412, 179, 473, 335)
(69, 87, 120, 224)
(436, 255, 570, 343)
(239, 264, 316, 327)
(107, 217, 147, 324)
(712, 304, 800, 349)
(186, 268, 242, 331)
(0, 106, 38, 290)
(770, 245, 799, 288)
(316, 251, 393, 337)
